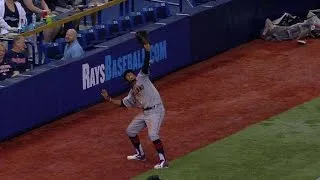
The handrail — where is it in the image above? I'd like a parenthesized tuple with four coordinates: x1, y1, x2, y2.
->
(21, 0, 126, 37)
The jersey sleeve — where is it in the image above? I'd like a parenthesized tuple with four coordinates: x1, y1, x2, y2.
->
(122, 90, 136, 108)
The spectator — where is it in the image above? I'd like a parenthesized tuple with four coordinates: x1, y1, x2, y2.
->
(61, 28, 84, 60)
(57, 0, 72, 9)
(21, 0, 61, 42)
(0, 43, 19, 81)
(5, 35, 30, 72)
(43, 0, 55, 11)
(0, 0, 27, 35)
(67, 0, 77, 7)
(21, 0, 50, 23)
(72, 0, 98, 31)
(84, 0, 98, 25)
(45, 0, 73, 10)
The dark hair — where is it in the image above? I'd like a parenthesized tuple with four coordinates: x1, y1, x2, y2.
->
(147, 175, 161, 180)
(123, 69, 135, 81)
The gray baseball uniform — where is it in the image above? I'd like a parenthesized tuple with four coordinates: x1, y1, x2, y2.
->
(261, 13, 320, 41)
(123, 70, 165, 141)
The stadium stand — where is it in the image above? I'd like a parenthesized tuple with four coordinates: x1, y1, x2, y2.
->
(118, 16, 134, 33)
(42, 3, 172, 64)
(55, 38, 67, 53)
(92, 24, 109, 43)
(43, 42, 63, 63)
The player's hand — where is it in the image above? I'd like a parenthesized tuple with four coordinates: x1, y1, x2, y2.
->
(101, 89, 110, 101)
(135, 31, 149, 46)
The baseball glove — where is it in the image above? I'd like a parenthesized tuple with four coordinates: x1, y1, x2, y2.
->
(135, 30, 150, 45)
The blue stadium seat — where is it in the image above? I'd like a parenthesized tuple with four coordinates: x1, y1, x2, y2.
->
(77, 33, 88, 50)
(77, 29, 95, 50)
(141, 7, 157, 23)
(118, 16, 134, 33)
(84, 28, 97, 45)
(106, 20, 124, 37)
(154, 3, 170, 19)
(130, 11, 146, 28)
(93, 24, 108, 42)
(43, 42, 63, 63)
(55, 38, 67, 54)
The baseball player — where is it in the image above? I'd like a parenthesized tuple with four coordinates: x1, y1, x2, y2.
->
(101, 31, 168, 169)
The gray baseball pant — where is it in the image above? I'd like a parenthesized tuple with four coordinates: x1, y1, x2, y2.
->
(126, 105, 165, 141)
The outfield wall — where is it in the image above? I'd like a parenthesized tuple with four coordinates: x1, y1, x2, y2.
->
(0, 0, 318, 141)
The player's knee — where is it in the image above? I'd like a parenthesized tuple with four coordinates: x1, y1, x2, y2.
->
(126, 127, 136, 137)
(148, 132, 160, 141)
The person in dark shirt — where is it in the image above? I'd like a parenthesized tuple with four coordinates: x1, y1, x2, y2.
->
(5, 35, 30, 73)
(4, 0, 19, 28)
(44, 0, 71, 9)
(0, 0, 27, 35)
(0, 43, 19, 81)
(21, 0, 50, 23)
(21, 0, 61, 42)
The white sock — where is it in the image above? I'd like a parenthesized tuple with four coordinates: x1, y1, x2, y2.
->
(159, 153, 165, 161)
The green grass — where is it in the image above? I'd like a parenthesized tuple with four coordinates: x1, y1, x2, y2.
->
(134, 98, 320, 180)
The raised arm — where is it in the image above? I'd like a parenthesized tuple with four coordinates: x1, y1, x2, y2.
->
(135, 31, 151, 74)
(23, 0, 43, 14)
(141, 44, 151, 74)
(41, 0, 50, 12)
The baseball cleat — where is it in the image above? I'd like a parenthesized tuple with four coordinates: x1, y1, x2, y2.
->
(127, 154, 146, 161)
(154, 160, 169, 169)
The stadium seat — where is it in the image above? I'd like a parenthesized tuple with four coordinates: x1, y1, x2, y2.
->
(118, 16, 134, 33)
(154, 3, 170, 19)
(92, 24, 108, 43)
(55, 38, 67, 53)
(77, 29, 95, 50)
(43, 42, 63, 63)
(85, 28, 97, 44)
(130, 11, 146, 28)
(141, 7, 157, 23)
(106, 20, 125, 37)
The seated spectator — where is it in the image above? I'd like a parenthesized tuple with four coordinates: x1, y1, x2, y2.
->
(71, 0, 98, 31)
(5, 35, 30, 72)
(0, 43, 19, 81)
(58, 0, 73, 9)
(61, 28, 84, 60)
(0, 0, 27, 35)
(45, 0, 71, 10)
(21, 0, 61, 42)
